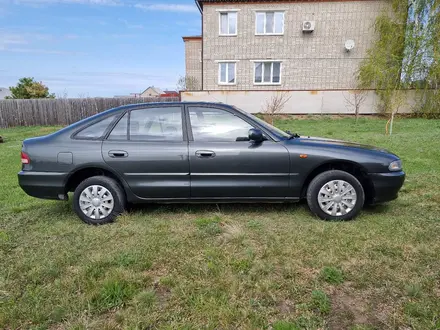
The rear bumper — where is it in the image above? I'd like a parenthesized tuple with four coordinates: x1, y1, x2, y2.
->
(18, 171, 68, 200)
(369, 171, 405, 204)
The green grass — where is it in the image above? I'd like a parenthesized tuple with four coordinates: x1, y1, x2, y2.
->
(1, 118, 440, 329)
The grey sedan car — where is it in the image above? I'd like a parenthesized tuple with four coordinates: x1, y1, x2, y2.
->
(19, 102, 405, 225)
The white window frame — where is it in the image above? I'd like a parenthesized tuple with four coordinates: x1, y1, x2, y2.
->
(219, 11, 238, 36)
(217, 61, 237, 85)
(252, 60, 282, 85)
(255, 11, 285, 35)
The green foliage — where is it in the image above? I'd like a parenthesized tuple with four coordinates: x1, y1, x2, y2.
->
(195, 216, 223, 236)
(404, 301, 431, 318)
(92, 279, 137, 311)
(319, 266, 344, 285)
(359, 0, 440, 116)
(405, 283, 422, 298)
(133, 290, 156, 309)
(273, 320, 300, 330)
(6, 77, 55, 99)
(358, 2, 408, 114)
(310, 290, 331, 315)
(406, 0, 440, 117)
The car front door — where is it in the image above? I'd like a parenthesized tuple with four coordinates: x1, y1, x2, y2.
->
(102, 105, 190, 199)
(186, 105, 290, 199)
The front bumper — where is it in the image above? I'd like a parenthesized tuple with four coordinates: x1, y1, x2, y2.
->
(369, 171, 405, 204)
(18, 171, 69, 200)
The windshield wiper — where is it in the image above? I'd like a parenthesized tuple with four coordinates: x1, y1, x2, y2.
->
(286, 130, 300, 140)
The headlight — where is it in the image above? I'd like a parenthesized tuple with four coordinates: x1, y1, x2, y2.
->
(389, 160, 402, 171)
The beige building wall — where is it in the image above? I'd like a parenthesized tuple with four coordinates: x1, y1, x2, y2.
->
(141, 88, 161, 97)
(202, 0, 389, 91)
(183, 37, 203, 90)
(181, 90, 416, 114)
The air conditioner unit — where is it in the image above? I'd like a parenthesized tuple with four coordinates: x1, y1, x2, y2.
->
(302, 21, 315, 33)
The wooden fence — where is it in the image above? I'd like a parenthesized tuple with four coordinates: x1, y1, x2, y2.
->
(0, 97, 180, 128)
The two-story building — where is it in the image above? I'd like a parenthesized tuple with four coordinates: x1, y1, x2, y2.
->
(182, 0, 397, 114)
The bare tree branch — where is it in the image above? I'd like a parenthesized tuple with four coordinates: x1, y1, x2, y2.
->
(262, 92, 292, 124)
(177, 75, 199, 91)
(343, 79, 368, 121)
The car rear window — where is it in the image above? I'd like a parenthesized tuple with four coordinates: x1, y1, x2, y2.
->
(75, 115, 118, 140)
(108, 113, 128, 140)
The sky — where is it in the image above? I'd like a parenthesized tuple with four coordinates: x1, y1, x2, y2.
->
(0, 0, 201, 97)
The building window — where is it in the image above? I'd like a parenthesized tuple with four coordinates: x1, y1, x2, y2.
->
(219, 12, 237, 36)
(254, 62, 281, 84)
(255, 12, 284, 35)
(218, 62, 236, 85)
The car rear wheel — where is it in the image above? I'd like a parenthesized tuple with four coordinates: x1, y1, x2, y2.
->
(307, 170, 365, 221)
(73, 176, 126, 225)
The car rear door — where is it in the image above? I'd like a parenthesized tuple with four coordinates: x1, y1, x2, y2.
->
(102, 105, 190, 199)
(186, 105, 290, 199)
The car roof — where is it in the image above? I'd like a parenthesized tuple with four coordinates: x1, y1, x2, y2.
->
(113, 101, 231, 112)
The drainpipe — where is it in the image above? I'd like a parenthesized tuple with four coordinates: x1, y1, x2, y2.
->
(195, 0, 203, 90)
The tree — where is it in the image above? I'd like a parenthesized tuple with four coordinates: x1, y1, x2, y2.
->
(343, 82, 368, 122)
(176, 75, 200, 91)
(358, 0, 440, 127)
(6, 77, 55, 99)
(262, 92, 292, 125)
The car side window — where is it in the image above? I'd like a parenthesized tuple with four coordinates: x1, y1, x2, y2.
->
(189, 107, 254, 142)
(129, 107, 183, 142)
(108, 113, 128, 141)
(75, 115, 117, 140)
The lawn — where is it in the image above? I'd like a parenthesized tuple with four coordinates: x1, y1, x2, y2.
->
(1, 117, 440, 330)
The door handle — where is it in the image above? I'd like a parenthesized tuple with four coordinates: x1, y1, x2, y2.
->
(109, 150, 128, 158)
(195, 150, 216, 158)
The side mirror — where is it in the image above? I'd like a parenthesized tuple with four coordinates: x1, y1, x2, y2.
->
(248, 128, 264, 143)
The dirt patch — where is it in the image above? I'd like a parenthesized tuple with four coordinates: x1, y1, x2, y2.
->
(153, 282, 171, 306)
(278, 299, 295, 315)
(327, 287, 377, 330)
(144, 265, 168, 280)
(435, 287, 440, 298)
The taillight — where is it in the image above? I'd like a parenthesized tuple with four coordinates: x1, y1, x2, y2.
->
(21, 151, 30, 165)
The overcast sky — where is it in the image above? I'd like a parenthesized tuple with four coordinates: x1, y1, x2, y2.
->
(0, 0, 201, 97)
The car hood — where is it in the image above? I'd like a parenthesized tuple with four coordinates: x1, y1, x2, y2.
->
(296, 136, 393, 154)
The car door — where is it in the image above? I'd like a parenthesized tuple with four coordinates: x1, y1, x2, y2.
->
(102, 105, 190, 199)
(186, 105, 290, 199)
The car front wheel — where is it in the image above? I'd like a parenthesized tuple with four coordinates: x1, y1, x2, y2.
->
(306, 170, 365, 221)
(73, 176, 126, 225)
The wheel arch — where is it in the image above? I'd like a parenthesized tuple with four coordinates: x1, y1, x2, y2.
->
(300, 160, 375, 204)
(64, 165, 131, 199)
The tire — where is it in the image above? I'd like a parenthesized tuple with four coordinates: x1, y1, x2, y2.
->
(306, 170, 365, 221)
(73, 176, 126, 225)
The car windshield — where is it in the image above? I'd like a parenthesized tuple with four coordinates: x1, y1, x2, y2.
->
(232, 106, 291, 139)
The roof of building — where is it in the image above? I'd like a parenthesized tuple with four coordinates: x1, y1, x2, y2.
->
(182, 35, 202, 41)
(0, 87, 11, 99)
(195, 0, 371, 12)
(142, 86, 164, 95)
